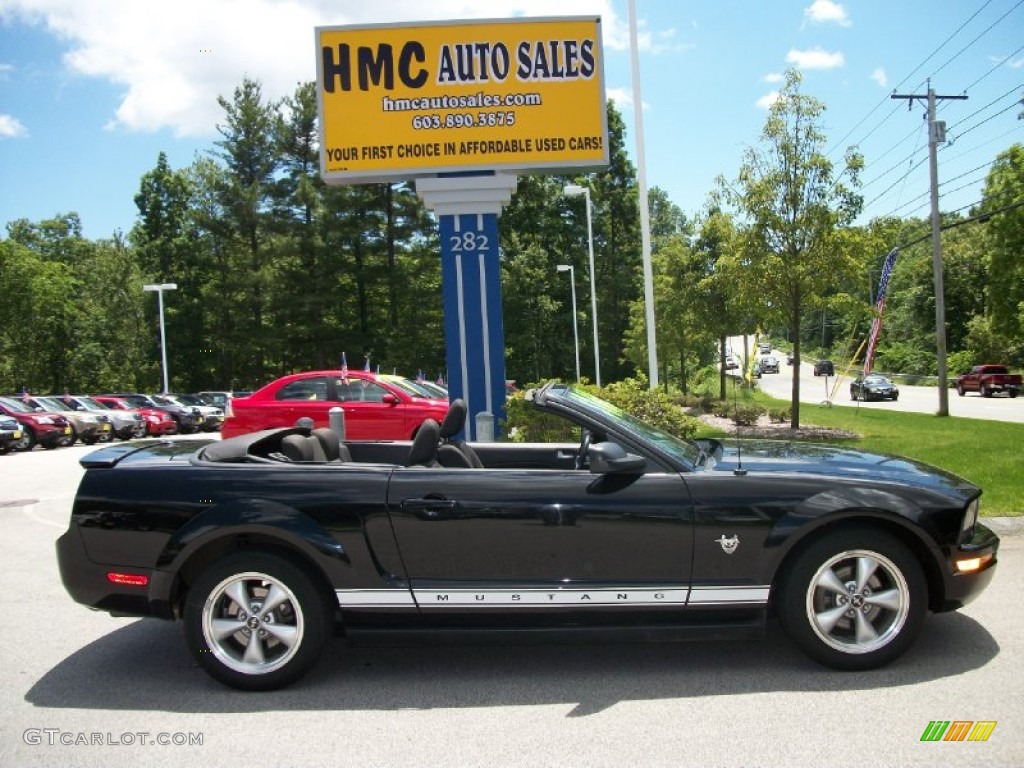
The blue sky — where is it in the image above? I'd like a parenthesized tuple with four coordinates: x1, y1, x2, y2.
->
(1, 0, 1022, 240)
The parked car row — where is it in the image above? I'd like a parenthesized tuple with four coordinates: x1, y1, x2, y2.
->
(0, 391, 228, 452)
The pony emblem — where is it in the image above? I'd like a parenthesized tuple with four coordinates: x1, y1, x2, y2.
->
(715, 535, 739, 554)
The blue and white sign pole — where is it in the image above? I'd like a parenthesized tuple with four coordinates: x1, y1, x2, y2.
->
(417, 173, 518, 441)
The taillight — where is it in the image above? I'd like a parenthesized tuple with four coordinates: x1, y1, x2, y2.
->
(106, 572, 149, 586)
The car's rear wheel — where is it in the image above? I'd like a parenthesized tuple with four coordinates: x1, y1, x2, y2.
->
(980, 383, 990, 397)
(184, 551, 333, 691)
(778, 527, 926, 670)
(1011, 389, 1019, 399)
(956, 384, 965, 396)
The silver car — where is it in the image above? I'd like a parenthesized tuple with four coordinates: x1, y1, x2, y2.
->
(68, 395, 146, 440)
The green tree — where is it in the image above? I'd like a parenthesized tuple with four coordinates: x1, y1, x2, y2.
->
(214, 77, 280, 382)
(979, 143, 1024, 349)
(723, 69, 864, 427)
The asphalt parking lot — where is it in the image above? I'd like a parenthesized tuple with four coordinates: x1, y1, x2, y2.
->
(1, 439, 1021, 768)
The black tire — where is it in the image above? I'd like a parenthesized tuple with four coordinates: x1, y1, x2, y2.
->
(184, 551, 333, 691)
(1010, 389, 1018, 399)
(14, 427, 35, 452)
(956, 384, 965, 397)
(777, 527, 926, 671)
(980, 383, 990, 398)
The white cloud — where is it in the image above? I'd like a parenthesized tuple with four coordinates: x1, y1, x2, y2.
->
(804, 0, 851, 27)
(0, 0, 621, 137)
(786, 47, 845, 70)
(0, 63, 13, 79)
(0, 113, 28, 137)
(756, 91, 780, 110)
(763, 72, 784, 83)
(605, 86, 649, 112)
(870, 67, 888, 88)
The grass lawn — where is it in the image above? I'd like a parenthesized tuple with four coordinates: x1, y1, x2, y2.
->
(697, 391, 1023, 517)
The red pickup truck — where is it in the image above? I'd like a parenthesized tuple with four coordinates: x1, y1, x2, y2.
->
(955, 365, 1021, 398)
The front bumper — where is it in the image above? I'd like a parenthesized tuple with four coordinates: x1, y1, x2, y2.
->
(938, 522, 999, 612)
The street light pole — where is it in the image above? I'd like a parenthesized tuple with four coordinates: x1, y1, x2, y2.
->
(556, 264, 581, 382)
(563, 184, 601, 386)
(143, 283, 177, 394)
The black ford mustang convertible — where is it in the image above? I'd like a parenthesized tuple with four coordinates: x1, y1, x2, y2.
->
(57, 383, 999, 690)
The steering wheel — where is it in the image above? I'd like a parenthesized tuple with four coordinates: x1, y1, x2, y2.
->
(574, 429, 592, 470)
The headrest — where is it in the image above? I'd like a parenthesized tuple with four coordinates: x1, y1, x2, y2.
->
(407, 419, 440, 467)
(312, 427, 351, 462)
(438, 398, 466, 439)
(280, 434, 328, 463)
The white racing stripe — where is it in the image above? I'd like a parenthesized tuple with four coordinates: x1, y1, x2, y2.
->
(336, 585, 770, 609)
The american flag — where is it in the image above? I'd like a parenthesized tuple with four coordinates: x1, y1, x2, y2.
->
(863, 247, 899, 375)
(364, 356, 371, 372)
(340, 352, 349, 383)
(416, 369, 425, 383)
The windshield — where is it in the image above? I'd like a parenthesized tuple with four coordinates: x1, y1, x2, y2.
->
(382, 376, 438, 398)
(175, 394, 207, 405)
(549, 384, 702, 466)
(76, 396, 107, 410)
(36, 397, 71, 411)
(0, 396, 35, 413)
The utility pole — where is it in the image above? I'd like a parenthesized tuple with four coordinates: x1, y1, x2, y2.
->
(891, 81, 966, 417)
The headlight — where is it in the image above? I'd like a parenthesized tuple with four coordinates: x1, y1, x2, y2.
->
(38, 416, 55, 424)
(961, 498, 979, 540)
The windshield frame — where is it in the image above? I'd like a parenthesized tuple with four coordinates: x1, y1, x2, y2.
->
(535, 382, 702, 469)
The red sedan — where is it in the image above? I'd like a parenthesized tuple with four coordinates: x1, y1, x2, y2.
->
(221, 370, 449, 440)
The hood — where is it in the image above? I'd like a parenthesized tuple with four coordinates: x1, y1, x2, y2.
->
(705, 438, 978, 498)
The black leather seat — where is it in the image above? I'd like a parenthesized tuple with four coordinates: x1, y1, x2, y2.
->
(437, 399, 483, 468)
(312, 428, 352, 462)
(407, 420, 441, 467)
(280, 434, 327, 463)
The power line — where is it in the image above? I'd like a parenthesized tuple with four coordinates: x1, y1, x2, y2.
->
(947, 83, 1024, 130)
(930, 0, 1024, 79)
(827, 0, 994, 158)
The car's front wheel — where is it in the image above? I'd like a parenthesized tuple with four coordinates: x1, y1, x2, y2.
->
(13, 427, 35, 452)
(778, 527, 926, 670)
(184, 551, 334, 691)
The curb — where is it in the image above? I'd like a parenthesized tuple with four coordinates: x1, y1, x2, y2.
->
(983, 517, 1024, 536)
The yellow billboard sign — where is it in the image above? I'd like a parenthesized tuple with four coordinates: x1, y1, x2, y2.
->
(316, 16, 608, 184)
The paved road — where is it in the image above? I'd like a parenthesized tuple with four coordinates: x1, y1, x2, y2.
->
(732, 343, 1024, 424)
(0, 440, 1021, 767)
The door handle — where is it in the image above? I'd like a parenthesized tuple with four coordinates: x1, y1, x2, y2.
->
(400, 498, 458, 520)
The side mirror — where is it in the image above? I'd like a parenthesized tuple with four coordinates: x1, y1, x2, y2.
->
(382, 393, 399, 405)
(588, 441, 646, 475)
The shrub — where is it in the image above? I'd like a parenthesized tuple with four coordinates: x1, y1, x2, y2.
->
(769, 407, 791, 423)
(730, 404, 765, 426)
(503, 376, 702, 442)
